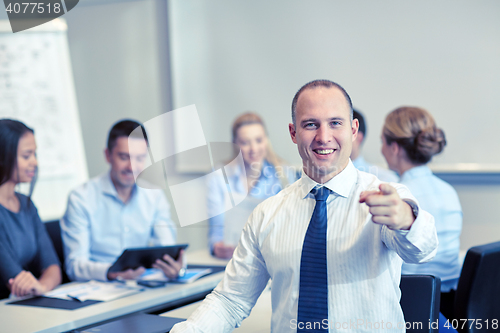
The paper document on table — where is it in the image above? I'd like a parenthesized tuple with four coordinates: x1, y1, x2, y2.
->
(138, 268, 169, 282)
(172, 268, 212, 284)
(44, 281, 143, 302)
(138, 268, 212, 283)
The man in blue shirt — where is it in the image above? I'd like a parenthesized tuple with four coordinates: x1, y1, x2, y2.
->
(61, 120, 182, 281)
(351, 109, 399, 183)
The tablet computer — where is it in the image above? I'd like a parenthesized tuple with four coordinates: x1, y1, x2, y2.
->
(108, 244, 188, 273)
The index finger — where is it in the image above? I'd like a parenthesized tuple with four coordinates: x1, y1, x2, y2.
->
(379, 183, 397, 195)
(359, 190, 380, 203)
(134, 267, 145, 274)
(162, 254, 176, 265)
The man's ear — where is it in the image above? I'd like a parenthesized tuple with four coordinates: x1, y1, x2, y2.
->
(289, 123, 297, 144)
(105, 148, 111, 164)
(351, 118, 359, 142)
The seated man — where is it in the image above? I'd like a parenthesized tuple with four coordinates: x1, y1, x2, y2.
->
(351, 108, 399, 182)
(61, 120, 182, 281)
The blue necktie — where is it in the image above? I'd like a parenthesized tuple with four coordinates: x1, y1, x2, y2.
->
(297, 187, 331, 332)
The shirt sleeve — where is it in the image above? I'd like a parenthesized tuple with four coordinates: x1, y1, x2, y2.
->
(381, 185, 439, 264)
(60, 190, 111, 281)
(150, 191, 177, 246)
(0, 227, 24, 287)
(171, 211, 271, 332)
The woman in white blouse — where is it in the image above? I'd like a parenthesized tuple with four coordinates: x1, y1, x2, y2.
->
(381, 106, 463, 319)
(207, 112, 296, 259)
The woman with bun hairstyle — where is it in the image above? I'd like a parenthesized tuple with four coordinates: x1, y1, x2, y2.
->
(0, 119, 61, 299)
(207, 112, 296, 259)
(381, 106, 462, 319)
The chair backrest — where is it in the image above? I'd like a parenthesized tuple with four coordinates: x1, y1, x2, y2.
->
(400, 275, 441, 333)
(44, 220, 70, 283)
(455, 241, 500, 333)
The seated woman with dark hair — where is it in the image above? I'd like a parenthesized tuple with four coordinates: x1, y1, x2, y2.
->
(0, 119, 61, 299)
(381, 106, 462, 319)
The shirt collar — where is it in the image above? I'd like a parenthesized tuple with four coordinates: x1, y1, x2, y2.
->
(400, 165, 432, 182)
(100, 171, 137, 200)
(298, 159, 358, 199)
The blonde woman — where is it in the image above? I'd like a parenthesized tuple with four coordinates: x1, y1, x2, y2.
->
(207, 112, 296, 259)
(381, 106, 462, 319)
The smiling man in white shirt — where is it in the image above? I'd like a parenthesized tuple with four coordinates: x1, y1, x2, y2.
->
(171, 80, 438, 332)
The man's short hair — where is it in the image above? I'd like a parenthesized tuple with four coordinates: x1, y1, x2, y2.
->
(291, 79, 353, 125)
(353, 109, 366, 139)
(107, 119, 148, 152)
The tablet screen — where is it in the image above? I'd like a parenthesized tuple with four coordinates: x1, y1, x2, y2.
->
(108, 244, 189, 273)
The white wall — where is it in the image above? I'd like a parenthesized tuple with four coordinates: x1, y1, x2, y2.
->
(65, 0, 167, 178)
(169, 0, 500, 170)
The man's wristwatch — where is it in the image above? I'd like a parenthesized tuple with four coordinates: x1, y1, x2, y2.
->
(178, 267, 186, 278)
(404, 200, 419, 219)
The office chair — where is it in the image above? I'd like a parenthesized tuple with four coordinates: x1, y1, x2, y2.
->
(44, 220, 70, 283)
(400, 275, 441, 333)
(454, 241, 500, 333)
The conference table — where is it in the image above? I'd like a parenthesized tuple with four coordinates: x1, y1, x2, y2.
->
(162, 284, 273, 332)
(0, 250, 227, 333)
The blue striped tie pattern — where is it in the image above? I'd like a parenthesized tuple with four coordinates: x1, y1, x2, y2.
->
(297, 187, 331, 332)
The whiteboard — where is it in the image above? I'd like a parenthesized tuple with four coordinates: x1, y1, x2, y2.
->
(0, 19, 88, 220)
(168, 0, 500, 174)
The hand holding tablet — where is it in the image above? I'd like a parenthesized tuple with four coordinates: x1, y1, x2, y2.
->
(152, 250, 185, 279)
(107, 267, 146, 281)
(107, 244, 188, 280)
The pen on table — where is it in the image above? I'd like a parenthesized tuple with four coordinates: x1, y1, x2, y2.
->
(67, 295, 82, 302)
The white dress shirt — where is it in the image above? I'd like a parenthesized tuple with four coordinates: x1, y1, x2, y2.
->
(171, 161, 438, 332)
